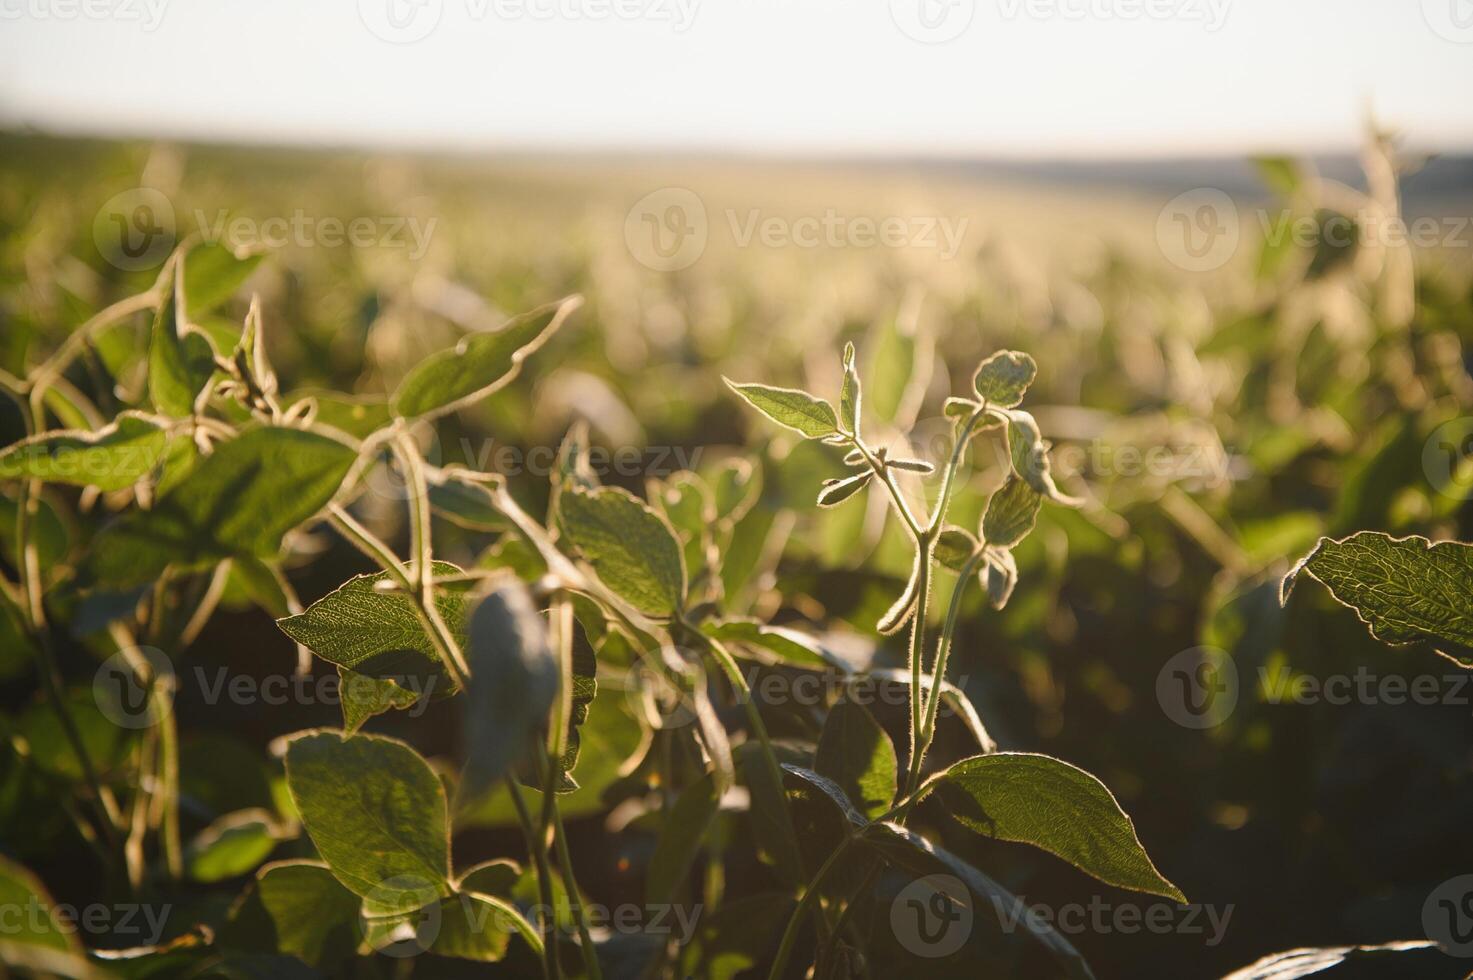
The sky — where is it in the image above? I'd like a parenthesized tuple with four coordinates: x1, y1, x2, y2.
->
(2, 0, 1472, 157)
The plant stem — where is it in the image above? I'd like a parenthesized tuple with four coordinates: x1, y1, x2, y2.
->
(912, 547, 987, 788)
(903, 552, 931, 797)
(392, 432, 471, 686)
(766, 836, 855, 980)
(507, 777, 561, 980)
(538, 749, 604, 980)
(325, 502, 469, 690)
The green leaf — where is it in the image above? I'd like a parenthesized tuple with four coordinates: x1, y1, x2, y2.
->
(149, 260, 218, 416)
(0, 412, 167, 491)
(184, 241, 265, 318)
(1002, 408, 1079, 505)
(291, 391, 392, 438)
(943, 396, 978, 420)
(983, 475, 1043, 548)
(782, 763, 869, 830)
(861, 821, 1095, 980)
(86, 426, 356, 588)
(277, 561, 469, 692)
(972, 350, 1037, 408)
(0, 856, 78, 954)
(453, 865, 550, 957)
(930, 752, 1185, 902)
(934, 526, 979, 572)
(391, 295, 580, 421)
(460, 578, 560, 801)
(284, 730, 451, 908)
(424, 893, 525, 961)
(1222, 941, 1441, 980)
(1284, 532, 1473, 666)
(429, 475, 507, 531)
(816, 471, 871, 508)
(548, 641, 598, 792)
(186, 808, 278, 882)
(646, 771, 721, 905)
(338, 669, 421, 734)
(560, 486, 686, 617)
(724, 379, 839, 439)
(839, 342, 861, 436)
(701, 619, 835, 670)
(815, 698, 897, 819)
(248, 861, 360, 968)
(984, 549, 1019, 609)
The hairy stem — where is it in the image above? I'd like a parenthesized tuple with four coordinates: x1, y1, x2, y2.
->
(538, 747, 603, 980)
(393, 431, 471, 686)
(508, 777, 561, 980)
(912, 547, 988, 791)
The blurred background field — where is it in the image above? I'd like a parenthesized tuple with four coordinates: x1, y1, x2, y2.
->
(2, 130, 1472, 976)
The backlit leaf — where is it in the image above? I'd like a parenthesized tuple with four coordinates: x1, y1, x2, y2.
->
(1284, 532, 1473, 667)
(560, 486, 686, 617)
(815, 698, 896, 819)
(277, 561, 469, 693)
(972, 350, 1037, 408)
(391, 295, 580, 421)
(284, 731, 451, 908)
(930, 752, 1185, 902)
(725, 379, 839, 439)
(86, 426, 356, 588)
(282, 725, 447, 907)
(983, 475, 1043, 548)
(0, 413, 167, 491)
